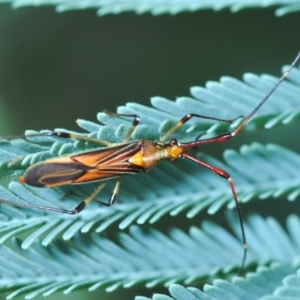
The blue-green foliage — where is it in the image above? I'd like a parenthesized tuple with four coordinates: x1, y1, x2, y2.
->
(0, 62, 299, 299)
(0, 0, 299, 16)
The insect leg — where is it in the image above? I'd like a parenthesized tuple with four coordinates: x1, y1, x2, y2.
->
(0, 198, 79, 214)
(160, 114, 238, 142)
(94, 178, 122, 206)
(46, 132, 112, 146)
(33, 110, 141, 145)
(182, 152, 246, 274)
(72, 181, 109, 212)
(104, 110, 140, 142)
(0, 181, 109, 214)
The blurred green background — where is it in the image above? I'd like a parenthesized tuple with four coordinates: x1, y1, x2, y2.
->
(0, 6, 299, 136)
(0, 4, 299, 300)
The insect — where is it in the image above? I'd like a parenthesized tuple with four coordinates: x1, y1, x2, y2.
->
(1, 53, 300, 274)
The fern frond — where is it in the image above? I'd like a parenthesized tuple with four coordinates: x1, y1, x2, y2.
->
(3, 0, 300, 16)
(0, 142, 299, 246)
(0, 215, 299, 299)
(0, 61, 299, 299)
(137, 263, 300, 300)
(137, 214, 300, 299)
(0, 62, 299, 246)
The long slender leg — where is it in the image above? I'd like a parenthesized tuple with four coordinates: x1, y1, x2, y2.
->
(66, 177, 121, 211)
(74, 178, 122, 209)
(72, 181, 108, 212)
(0, 176, 123, 213)
(1, 131, 113, 147)
(103, 110, 140, 142)
(94, 178, 122, 207)
(3, 109, 140, 147)
(182, 153, 246, 275)
(44, 110, 140, 144)
(9, 110, 140, 147)
(0, 198, 79, 215)
(47, 132, 112, 146)
(0, 181, 108, 214)
(50, 110, 140, 145)
(160, 114, 239, 142)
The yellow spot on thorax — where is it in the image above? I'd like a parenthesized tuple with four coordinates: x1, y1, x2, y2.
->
(129, 151, 145, 167)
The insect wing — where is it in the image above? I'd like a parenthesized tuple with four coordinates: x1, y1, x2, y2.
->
(22, 141, 145, 187)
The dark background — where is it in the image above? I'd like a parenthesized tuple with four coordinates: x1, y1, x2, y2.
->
(0, 5, 299, 300)
(0, 6, 299, 135)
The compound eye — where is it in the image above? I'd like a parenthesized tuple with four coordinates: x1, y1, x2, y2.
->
(170, 138, 178, 146)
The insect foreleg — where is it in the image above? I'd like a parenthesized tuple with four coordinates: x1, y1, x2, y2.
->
(160, 114, 238, 142)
